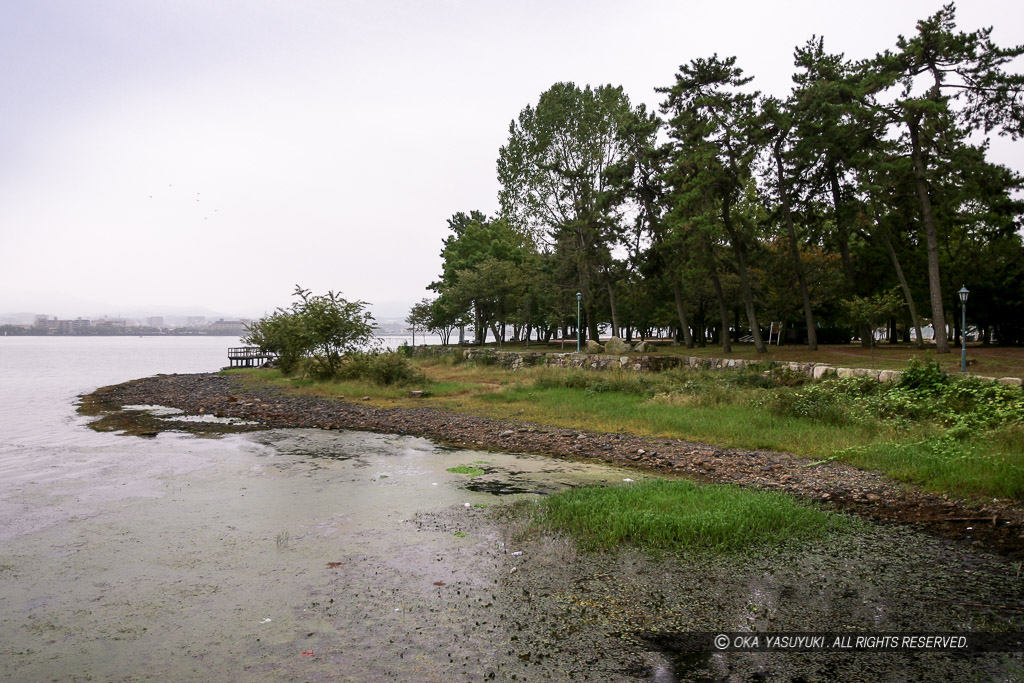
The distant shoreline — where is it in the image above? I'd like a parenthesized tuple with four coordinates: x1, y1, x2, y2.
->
(0, 331, 242, 337)
(0, 330, 428, 339)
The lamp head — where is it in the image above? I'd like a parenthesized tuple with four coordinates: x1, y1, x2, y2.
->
(958, 285, 969, 304)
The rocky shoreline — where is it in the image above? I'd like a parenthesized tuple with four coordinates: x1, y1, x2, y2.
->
(82, 372, 1024, 558)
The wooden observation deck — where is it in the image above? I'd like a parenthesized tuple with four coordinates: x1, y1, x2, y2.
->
(227, 347, 277, 368)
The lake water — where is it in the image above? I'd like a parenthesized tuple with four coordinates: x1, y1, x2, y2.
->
(0, 336, 634, 681)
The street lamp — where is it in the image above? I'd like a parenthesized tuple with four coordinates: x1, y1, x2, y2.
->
(958, 285, 969, 373)
(576, 292, 582, 353)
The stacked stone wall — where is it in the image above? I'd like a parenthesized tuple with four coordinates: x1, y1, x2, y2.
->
(408, 345, 1023, 387)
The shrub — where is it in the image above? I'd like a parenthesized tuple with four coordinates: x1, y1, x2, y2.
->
(897, 357, 949, 393)
(368, 352, 424, 386)
(338, 351, 424, 386)
(766, 383, 860, 426)
(243, 285, 376, 378)
(764, 362, 1024, 438)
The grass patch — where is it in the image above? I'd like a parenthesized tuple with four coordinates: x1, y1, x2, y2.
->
(447, 465, 485, 478)
(477, 384, 889, 455)
(226, 366, 489, 406)
(536, 479, 857, 552)
(835, 435, 1024, 499)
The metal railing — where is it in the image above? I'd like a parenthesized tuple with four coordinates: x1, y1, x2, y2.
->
(227, 347, 277, 367)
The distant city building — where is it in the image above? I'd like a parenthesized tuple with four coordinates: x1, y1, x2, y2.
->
(208, 319, 249, 334)
(17, 312, 252, 335)
(34, 315, 58, 331)
(32, 316, 91, 334)
(57, 318, 91, 333)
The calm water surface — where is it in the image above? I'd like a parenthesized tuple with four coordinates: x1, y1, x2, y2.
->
(1, 336, 239, 443)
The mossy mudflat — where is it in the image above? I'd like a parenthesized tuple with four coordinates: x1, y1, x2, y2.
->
(447, 465, 486, 478)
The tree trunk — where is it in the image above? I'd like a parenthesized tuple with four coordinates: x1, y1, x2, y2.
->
(606, 281, 620, 338)
(828, 168, 857, 289)
(577, 265, 599, 343)
(828, 168, 871, 347)
(722, 202, 766, 353)
(775, 142, 818, 350)
(671, 280, 695, 348)
(711, 271, 732, 353)
(474, 307, 486, 345)
(879, 224, 925, 348)
(585, 306, 599, 344)
(908, 116, 950, 353)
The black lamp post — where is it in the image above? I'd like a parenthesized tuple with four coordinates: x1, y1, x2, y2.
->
(958, 285, 969, 373)
(576, 292, 582, 353)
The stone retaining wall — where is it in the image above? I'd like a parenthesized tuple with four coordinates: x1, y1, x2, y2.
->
(410, 346, 1023, 387)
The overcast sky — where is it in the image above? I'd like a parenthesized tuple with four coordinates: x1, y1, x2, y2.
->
(2, 0, 1022, 319)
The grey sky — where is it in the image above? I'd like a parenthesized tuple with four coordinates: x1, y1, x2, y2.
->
(2, 0, 1021, 319)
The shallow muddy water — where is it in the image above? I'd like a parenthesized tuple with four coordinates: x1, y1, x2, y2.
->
(2, 424, 647, 681)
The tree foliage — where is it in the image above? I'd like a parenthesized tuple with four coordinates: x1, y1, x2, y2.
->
(406, 299, 432, 346)
(244, 286, 376, 378)
(498, 82, 642, 341)
(424, 3, 1023, 350)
